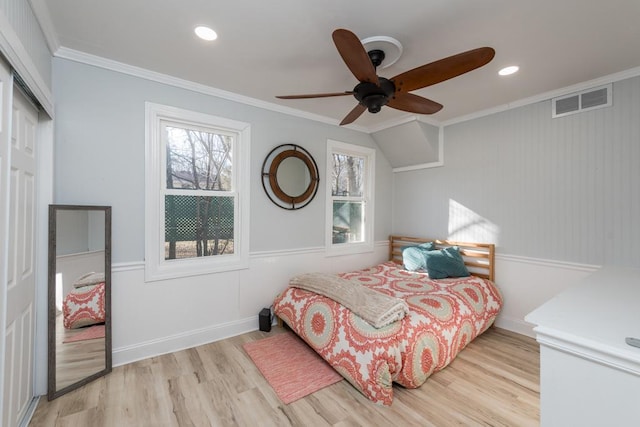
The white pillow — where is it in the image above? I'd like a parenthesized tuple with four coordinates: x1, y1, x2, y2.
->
(73, 271, 105, 288)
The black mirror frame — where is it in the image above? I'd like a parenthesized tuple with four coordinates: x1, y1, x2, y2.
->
(47, 204, 112, 400)
(261, 144, 319, 210)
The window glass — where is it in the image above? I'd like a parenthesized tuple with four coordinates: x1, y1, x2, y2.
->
(326, 140, 375, 255)
(163, 123, 235, 261)
(331, 153, 364, 197)
(331, 152, 366, 244)
(145, 103, 250, 281)
(165, 125, 232, 191)
(164, 195, 234, 259)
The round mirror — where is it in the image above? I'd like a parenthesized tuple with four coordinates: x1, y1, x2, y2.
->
(262, 144, 319, 210)
(277, 157, 310, 197)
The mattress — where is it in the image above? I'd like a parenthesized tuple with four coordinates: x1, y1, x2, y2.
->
(273, 261, 503, 405)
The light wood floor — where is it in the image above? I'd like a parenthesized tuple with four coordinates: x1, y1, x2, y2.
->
(30, 326, 539, 427)
(55, 313, 106, 390)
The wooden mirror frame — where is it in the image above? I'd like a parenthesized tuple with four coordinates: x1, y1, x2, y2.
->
(261, 144, 319, 210)
(47, 204, 112, 400)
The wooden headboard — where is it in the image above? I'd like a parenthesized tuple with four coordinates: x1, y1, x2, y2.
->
(389, 235, 495, 282)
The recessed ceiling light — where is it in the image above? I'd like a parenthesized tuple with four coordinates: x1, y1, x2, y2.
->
(499, 66, 519, 76)
(194, 26, 218, 41)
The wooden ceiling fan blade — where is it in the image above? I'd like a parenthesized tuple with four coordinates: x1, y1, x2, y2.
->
(388, 92, 443, 114)
(391, 47, 495, 93)
(332, 29, 379, 85)
(340, 104, 367, 126)
(276, 91, 353, 99)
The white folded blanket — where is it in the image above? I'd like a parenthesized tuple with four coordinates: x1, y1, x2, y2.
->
(289, 272, 409, 328)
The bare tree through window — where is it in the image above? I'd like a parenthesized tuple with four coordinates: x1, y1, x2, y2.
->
(331, 153, 365, 243)
(164, 125, 235, 259)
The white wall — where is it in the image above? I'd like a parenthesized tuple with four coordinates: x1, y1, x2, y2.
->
(52, 57, 394, 365)
(493, 255, 596, 336)
(112, 243, 389, 365)
(393, 75, 640, 335)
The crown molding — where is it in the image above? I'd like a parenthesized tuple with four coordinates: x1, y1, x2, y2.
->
(54, 47, 372, 133)
(51, 47, 431, 135)
(442, 66, 640, 127)
(52, 45, 640, 134)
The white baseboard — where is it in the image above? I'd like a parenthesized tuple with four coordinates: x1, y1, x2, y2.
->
(111, 313, 537, 369)
(18, 396, 39, 427)
(112, 316, 259, 367)
(495, 315, 536, 338)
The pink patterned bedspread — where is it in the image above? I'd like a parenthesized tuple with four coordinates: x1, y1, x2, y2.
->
(273, 261, 503, 405)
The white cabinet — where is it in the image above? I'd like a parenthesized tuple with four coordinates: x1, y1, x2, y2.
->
(526, 267, 640, 427)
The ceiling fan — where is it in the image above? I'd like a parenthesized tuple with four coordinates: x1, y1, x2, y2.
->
(276, 29, 495, 125)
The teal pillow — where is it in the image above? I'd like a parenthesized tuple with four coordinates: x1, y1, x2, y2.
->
(402, 242, 435, 271)
(424, 246, 470, 279)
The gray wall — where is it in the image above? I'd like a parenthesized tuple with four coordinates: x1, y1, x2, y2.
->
(393, 76, 640, 267)
(55, 210, 104, 255)
(373, 120, 441, 167)
(55, 210, 88, 255)
(52, 58, 393, 263)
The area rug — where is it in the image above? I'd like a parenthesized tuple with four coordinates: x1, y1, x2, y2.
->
(63, 324, 105, 343)
(243, 332, 343, 404)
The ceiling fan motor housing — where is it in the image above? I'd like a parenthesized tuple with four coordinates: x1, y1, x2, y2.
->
(354, 78, 395, 113)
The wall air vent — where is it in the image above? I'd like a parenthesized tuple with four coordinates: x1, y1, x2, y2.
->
(552, 84, 612, 118)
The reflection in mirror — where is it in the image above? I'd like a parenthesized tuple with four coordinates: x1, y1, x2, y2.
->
(48, 205, 112, 400)
(261, 144, 319, 210)
(276, 157, 310, 197)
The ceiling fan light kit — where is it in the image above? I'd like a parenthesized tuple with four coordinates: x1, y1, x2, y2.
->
(276, 29, 495, 125)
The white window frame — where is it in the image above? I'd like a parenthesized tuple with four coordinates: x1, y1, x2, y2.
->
(145, 102, 250, 281)
(325, 139, 375, 256)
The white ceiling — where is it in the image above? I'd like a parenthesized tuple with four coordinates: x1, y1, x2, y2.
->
(36, 0, 640, 130)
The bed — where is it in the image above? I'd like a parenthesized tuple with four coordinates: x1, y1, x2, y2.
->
(62, 272, 106, 329)
(273, 235, 503, 405)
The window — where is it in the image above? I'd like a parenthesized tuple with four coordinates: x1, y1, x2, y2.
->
(326, 139, 375, 255)
(145, 103, 250, 281)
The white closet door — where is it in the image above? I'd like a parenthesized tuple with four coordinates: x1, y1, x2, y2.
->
(0, 56, 13, 426)
(2, 83, 38, 427)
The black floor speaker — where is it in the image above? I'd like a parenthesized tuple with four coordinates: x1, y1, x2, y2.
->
(259, 307, 272, 332)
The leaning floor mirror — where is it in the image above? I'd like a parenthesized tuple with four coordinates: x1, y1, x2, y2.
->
(48, 205, 112, 400)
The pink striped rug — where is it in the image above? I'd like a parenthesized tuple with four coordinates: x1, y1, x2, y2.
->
(63, 324, 105, 343)
(243, 332, 343, 404)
